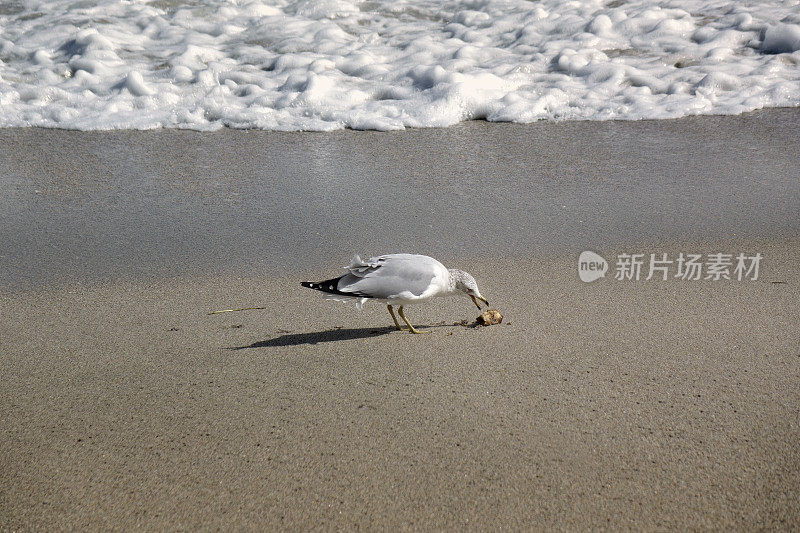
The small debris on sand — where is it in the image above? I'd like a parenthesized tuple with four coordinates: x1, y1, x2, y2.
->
(475, 309, 503, 326)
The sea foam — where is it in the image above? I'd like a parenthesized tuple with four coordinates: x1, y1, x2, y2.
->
(1, 0, 799, 131)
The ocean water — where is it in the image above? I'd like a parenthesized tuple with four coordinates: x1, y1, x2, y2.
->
(1, 0, 799, 131)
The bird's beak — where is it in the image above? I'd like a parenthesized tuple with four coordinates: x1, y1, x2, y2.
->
(470, 295, 489, 309)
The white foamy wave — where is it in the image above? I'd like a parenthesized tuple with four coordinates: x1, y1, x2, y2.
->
(1, 0, 799, 131)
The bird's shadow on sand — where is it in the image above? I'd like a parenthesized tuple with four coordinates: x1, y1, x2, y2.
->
(230, 323, 465, 349)
(231, 326, 394, 349)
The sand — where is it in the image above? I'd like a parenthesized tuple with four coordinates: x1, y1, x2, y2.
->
(1, 109, 799, 529)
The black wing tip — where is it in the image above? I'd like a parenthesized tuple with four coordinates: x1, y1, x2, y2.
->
(301, 277, 342, 294)
(301, 276, 371, 299)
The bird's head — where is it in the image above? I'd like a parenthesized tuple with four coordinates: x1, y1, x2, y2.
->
(452, 270, 489, 309)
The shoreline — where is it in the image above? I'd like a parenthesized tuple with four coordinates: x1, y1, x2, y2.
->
(2, 105, 799, 132)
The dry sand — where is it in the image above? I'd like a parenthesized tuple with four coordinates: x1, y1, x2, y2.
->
(1, 110, 799, 529)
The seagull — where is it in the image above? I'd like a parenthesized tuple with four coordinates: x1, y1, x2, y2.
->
(301, 254, 489, 334)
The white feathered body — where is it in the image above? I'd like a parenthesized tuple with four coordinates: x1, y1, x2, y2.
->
(308, 253, 453, 309)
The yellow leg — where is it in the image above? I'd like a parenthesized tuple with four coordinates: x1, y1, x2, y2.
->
(398, 306, 429, 334)
(387, 305, 405, 330)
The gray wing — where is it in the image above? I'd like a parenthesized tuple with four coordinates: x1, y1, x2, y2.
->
(338, 254, 439, 299)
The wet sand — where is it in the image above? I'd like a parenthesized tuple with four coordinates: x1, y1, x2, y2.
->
(1, 109, 799, 529)
(1, 108, 798, 288)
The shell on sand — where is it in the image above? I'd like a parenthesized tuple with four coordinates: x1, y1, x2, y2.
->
(475, 309, 503, 326)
